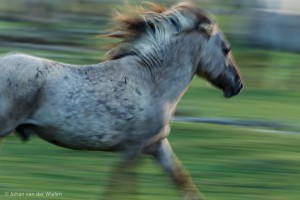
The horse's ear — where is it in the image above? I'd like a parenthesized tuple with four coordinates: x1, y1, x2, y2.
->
(198, 23, 215, 37)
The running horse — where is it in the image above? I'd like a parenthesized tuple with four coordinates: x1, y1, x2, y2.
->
(0, 2, 243, 200)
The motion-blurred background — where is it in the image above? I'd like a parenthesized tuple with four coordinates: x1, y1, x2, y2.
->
(0, 1, 299, 200)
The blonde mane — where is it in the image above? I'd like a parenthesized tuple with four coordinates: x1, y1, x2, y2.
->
(104, 1, 213, 64)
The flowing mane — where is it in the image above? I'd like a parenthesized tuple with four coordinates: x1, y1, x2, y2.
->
(104, 1, 213, 63)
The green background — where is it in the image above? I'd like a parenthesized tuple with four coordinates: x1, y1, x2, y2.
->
(0, 0, 299, 199)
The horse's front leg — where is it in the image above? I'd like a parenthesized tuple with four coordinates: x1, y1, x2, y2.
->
(145, 138, 206, 200)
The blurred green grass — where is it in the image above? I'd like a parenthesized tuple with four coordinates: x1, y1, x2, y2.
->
(1, 123, 300, 200)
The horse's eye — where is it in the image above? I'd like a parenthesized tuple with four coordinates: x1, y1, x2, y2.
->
(223, 45, 231, 55)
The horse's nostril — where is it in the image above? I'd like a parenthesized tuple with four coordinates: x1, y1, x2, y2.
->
(239, 82, 244, 90)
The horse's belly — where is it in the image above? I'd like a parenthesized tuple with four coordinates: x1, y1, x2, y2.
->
(33, 125, 124, 151)
(28, 103, 135, 150)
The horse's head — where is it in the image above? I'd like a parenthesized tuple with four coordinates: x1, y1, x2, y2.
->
(196, 23, 243, 98)
(103, 1, 243, 99)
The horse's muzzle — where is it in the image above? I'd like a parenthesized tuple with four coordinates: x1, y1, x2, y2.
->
(224, 80, 243, 98)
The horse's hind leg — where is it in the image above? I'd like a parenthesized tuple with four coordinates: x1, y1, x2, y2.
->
(0, 96, 36, 140)
(144, 138, 206, 200)
(0, 111, 24, 139)
(0, 96, 21, 148)
(0, 118, 16, 138)
(0, 96, 20, 138)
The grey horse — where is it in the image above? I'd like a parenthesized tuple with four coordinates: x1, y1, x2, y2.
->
(0, 2, 243, 200)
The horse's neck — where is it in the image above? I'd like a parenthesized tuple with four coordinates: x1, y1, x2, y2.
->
(104, 35, 200, 110)
(149, 40, 199, 105)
